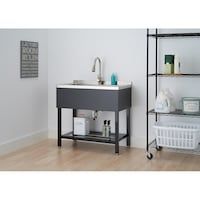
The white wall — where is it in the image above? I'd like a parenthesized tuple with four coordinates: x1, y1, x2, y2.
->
(48, 29, 146, 147)
(0, 29, 48, 152)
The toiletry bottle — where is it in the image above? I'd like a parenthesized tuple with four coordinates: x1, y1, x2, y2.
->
(102, 120, 107, 137)
(174, 55, 181, 74)
(164, 55, 174, 74)
(107, 120, 111, 137)
(114, 73, 118, 85)
(111, 73, 116, 85)
(105, 121, 109, 137)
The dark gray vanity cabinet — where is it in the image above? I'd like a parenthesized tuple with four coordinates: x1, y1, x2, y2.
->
(56, 87, 132, 153)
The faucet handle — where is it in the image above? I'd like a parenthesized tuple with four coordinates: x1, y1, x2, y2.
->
(97, 76, 104, 85)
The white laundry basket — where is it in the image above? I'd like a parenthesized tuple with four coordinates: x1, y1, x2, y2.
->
(153, 122, 200, 150)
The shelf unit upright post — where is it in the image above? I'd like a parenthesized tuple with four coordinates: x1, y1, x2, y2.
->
(146, 28, 200, 160)
(146, 28, 159, 159)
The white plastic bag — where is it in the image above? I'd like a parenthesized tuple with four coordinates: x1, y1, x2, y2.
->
(155, 89, 176, 113)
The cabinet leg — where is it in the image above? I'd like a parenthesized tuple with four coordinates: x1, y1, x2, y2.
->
(126, 108, 131, 147)
(58, 108, 62, 147)
(115, 111, 119, 154)
(72, 109, 77, 140)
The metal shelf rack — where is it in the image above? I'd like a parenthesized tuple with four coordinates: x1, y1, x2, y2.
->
(148, 33, 200, 38)
(148, 73, 200, 77)
(146, 28, 200, 159)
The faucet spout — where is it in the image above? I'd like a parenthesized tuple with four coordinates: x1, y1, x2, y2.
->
(92, 57, 104, 84)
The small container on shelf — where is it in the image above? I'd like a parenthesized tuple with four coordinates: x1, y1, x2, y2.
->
(74, 117, 90, 136)
(155, 89, 176, 113)
(164, 55, 174, 74)
(182, 97, 200, 114)
(174, 55, 181, 74)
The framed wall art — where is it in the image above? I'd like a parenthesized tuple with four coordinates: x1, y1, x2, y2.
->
(20, 41, 39, 78)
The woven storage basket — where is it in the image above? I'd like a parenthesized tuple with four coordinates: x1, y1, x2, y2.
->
(153, 122, 200, 149)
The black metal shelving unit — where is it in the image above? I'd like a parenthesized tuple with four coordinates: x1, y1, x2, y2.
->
(146, 28, 200, 160)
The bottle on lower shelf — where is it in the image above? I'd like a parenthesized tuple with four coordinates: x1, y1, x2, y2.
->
(102, 120, 107, 137)
(106, 120, 111, 137)
(102, 120, 112, 138)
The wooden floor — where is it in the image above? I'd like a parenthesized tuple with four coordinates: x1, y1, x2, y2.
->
(0, 139, 200, 171)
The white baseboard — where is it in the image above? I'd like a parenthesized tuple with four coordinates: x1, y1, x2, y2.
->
(131, 137, 145, 149)
(48, 129, 58, 139)
(0, 129, 48, 156)
(119, 136, 145, 149)
(48, 130, 145, 149)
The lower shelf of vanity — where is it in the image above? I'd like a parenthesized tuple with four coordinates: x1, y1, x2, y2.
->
(61, 131, 128, 144)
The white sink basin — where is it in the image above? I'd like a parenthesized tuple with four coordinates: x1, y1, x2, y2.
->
(57, 80, 132, 90)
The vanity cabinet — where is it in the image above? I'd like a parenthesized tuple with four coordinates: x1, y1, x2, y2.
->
(56, 87, 132, 153)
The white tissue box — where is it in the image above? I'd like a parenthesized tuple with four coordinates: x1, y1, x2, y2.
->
(74, 117, 90, 135)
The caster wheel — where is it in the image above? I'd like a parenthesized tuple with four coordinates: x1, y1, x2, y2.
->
(146, 152, 153, 160)
(156, 146, 162, 151)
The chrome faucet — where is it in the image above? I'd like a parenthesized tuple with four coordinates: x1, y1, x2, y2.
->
(92, 57, 104, 85)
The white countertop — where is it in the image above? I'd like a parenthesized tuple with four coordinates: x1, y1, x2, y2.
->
(57, 80, 132, 90)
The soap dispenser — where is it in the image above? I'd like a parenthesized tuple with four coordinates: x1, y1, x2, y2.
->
(107, 120, 111, 137)
(102, 120, 107, 137)
(111, 73, 118, 85)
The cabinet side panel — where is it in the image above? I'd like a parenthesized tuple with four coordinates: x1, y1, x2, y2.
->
(118, 88, 132, 110)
